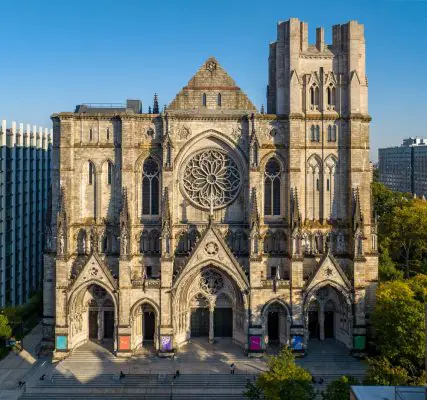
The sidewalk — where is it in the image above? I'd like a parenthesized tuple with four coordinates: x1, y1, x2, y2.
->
(0, 323, 47, 399)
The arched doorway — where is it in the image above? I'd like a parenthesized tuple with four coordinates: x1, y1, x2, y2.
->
(174, 266, 247, 347)
(69, 283, 117, 351)
(263, 301, 290, 348)
(130, 301, 159, 352)
(305, 285, 352, 347)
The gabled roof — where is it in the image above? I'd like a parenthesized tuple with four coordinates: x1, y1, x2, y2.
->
(173, 220, 250, 290)
(304, 250, 352, 293)
(68, 252, 118, 295)
(168, 57, 257, 112)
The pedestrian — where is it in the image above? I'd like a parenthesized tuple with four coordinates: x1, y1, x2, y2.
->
(175, 369, 180, 377)
(319, 377, 324, 385)
(230, 363, 235, 375)
(119, 370, 125, 380)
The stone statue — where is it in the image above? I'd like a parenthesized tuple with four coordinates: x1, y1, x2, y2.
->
(122, 233, 128, 255)
(58, 233, 64, 255)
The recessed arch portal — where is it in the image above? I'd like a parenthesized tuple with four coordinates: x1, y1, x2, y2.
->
(67, 282, 117, 352)
(173, 263, 248, 348)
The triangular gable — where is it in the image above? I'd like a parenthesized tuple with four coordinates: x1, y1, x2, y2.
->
(325, 71, 338, 86)
(350, 70, 361, 85)
(68, 252, 118, 294)
(173, 221, 249, 290)
(290, 69, 301, 85)
(304, 251, 352, 293)
(168, 56, 257, 112)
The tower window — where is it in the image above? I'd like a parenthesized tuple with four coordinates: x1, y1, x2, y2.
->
(202, 93, 207, 107)
(217, 93, 222, 107)
(264, 159, 281, 216)
(328, 125, 332, 142)
(89, 128, 93, 141)
(88, 162, 95, 185)
(311, 125, 315, 141)
(316, 178, 320, 191)
(106, 128, 110, 140)
(142, 157, 160, 216)
(315, 125, 320, 142)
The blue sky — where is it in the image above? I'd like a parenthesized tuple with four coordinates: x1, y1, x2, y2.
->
(1, 0, 426, 161)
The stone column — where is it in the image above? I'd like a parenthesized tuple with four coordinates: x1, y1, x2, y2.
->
(98, 310, 104, 341)
(209, 306, 215, 343)
(319, 307, 325, 341)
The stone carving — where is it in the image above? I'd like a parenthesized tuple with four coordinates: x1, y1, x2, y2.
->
(205, 242, 219, 256)
(178, 126, 191, 140)
(182, 149, 241, 210)
(200, 269, 223, 294)
(58, 233, 65, 255)
(206, 60, 217, 73)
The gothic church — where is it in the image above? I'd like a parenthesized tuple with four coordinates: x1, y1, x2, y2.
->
(43, 18, 378, 358)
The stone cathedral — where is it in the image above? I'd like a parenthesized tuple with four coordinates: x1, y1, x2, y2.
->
(43, 18, 378, 359)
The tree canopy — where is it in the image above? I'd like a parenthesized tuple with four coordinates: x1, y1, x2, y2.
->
(245, 348, 315, 400)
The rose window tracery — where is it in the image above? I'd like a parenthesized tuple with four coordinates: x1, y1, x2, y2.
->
(200, 269, 224, 294)
(182, 149, 241, 210)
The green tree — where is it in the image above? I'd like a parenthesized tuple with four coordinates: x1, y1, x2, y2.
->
(364, 357, 411, 386)
(389, 202, 427, 277)
(378, 244, 403, 281)
(372, 278, 426, 372)
(0, 314, 12, 339)
(246, 348, 315, 400)
(321, 376, 359, 400)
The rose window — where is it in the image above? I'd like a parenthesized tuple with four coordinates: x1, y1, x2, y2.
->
(182, 150, 241, 210)
(200, 269, 224, 294)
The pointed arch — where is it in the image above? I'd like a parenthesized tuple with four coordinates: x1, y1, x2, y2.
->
(324, 154, 339, 220)
(142, 157, 160, 217)
(83, 160, 97, 219)
(264, 158, 281, 216)
(306, 154, 322, 221)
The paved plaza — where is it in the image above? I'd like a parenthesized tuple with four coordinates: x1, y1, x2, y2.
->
(0, 324, 367, 399)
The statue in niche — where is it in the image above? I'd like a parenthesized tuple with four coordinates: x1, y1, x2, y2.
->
(58, 233, 65, 255)
(122, 232, 128, 255)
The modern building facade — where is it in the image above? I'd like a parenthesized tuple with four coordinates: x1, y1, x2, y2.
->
(44, 18, 378, 358)
(0, 120, 52, 306)
(379, 137, 427, 197)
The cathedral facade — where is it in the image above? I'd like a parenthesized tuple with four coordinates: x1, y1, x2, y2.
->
(43, 18, 378, 358)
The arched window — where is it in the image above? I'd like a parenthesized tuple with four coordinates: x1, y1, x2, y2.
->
(310, 85, 319, 109)
(77, 229, 86, 254)
(106, 128, 110, 140)
(149, 230, 161, 254)
(333, 125, 337, 142)
(142, 157, 160, 216)
(202, 93, 207, 107)
(176, 231, 189, 255)
(217, 93, 222, 107)
(263, 231, 274, 254)
(310, 125, 315, 142)
(327, 85, 336, 108)
(88, 162, 95, 185)
(328, 126, 332, 142)
(89, 128, 93, 141)
(315, 125, 320, 142)
(107, 161, 113, 185)
(275, 230, 286, 254)
(264, 159, 281, 216)
(140, 231, 149, 253)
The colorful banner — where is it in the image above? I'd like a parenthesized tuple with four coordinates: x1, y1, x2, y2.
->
(119, 336, 130, 351)
(56, 335, 67, 350)
(291, 335, 303, 350)
(249, 335, 262, 350)
(161, 336, 172, 351)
